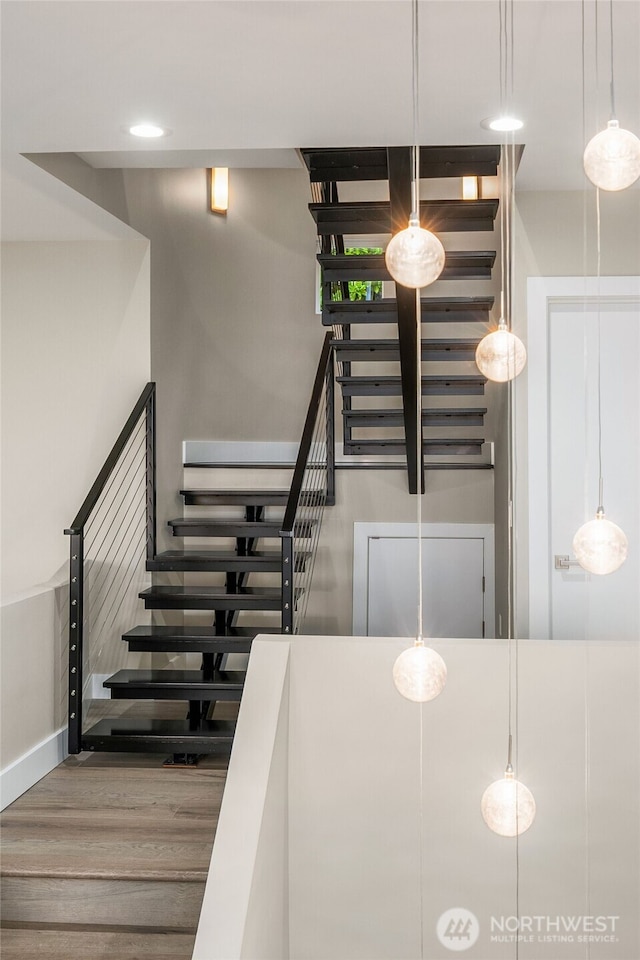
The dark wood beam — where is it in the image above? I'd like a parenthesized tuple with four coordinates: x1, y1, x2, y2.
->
(387, 147, 424, 494)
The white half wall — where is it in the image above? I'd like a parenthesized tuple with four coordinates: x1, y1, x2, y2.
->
(196, 635, 640, 960)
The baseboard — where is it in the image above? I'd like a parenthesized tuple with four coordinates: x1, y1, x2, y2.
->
(0, 726, 68, 811)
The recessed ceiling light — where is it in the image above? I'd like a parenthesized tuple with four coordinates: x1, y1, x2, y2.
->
(481, 116, 524, 133)
(128, 123, 168, 138)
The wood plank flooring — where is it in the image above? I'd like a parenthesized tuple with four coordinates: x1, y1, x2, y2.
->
(0, 748, 229, 959)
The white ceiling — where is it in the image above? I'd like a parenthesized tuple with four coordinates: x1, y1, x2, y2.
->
(1, 0, 639, 239)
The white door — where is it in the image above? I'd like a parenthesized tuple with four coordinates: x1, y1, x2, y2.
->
(528, 278, 640, 641)
(353, 523, 495, 638)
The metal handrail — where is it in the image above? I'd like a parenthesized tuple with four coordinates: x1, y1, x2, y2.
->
(281, 333, 334, 533)
(280, 333, 335, 635)
(65, 382, 156, 536)
(64, 382, 156, 753)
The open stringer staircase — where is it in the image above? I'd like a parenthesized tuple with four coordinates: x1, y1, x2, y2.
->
(301, 145, 501, 492)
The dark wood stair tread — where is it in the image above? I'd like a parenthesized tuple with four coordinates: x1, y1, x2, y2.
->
(310, 199, 498, 234)
(318, 250, 496, 281)
(105, 669, 245, 700)
(332, 338, 481, 361)
(343, 407, 487, 427)
(180, 489, 289, 506)
(337, 374, 487, 396)
(81, 718, 237, 752)
(139, 585, 288, 611)
(168, 518, 314, 537)
(323, 296, 494, 325)
(148, 549, 307, 572)
(343, 438, 485, 456)
(301, 145, 501, 182)
(123, 624, 280, 653)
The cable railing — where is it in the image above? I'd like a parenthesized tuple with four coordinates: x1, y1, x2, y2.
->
(281, 333, 335, 634)
(64, 383, 155, 753)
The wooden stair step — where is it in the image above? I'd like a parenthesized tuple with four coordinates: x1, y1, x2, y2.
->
(318, 250, 496, 281)
(138, 585, 287, 611)
(104, 669, 245, 701)
(168, 518, 315, 538)
(310, 199, 498, 234)
(147, 549, 308, 573)
(123, 624, 279, 654)
(169, 518, 282, 538)
(301, 145, 501, 182)
(180, 488, 289, 506)
(344, 438, 485, 456)
(323, 296, 494, 325)
(343, 407, 487, 428)
(332, 338, 480, 362)
(80, 717, 237, 753)
(337, 374, 487, 397)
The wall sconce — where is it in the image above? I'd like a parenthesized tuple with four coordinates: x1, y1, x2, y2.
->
(210, 168, 229, 215)
(462, 176, 480, 200)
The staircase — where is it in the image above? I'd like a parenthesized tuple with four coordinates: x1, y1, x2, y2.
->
(301, 145, 501, 491)
(66, 335, 334, 759)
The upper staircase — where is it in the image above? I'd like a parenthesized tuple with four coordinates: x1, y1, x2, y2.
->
(301, 144, 501, 491)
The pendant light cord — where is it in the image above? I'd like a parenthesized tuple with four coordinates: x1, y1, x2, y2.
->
(596, 188, 604, 512)
(411, 0, 420, 219)
(416, 288, 423, 642)
(609, 0, 616, 120)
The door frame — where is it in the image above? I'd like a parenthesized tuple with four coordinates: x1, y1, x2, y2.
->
(526, 275, 640, 639)
(352, 522, 495, 637)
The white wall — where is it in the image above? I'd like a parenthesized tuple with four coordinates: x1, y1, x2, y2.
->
(0, 238, 150, 788)
(196, 635, 640, 960)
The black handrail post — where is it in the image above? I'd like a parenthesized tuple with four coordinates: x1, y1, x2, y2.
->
(68, 533, 84, 754)
(326, 347, 336, 507)
(281, 534, 294, 634)
(146, 389, 157, 561)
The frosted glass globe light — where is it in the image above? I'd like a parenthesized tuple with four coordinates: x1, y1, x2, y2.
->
(385, 216, 445, 289)
(481, 770, 536, 837)
(572, 510, 628, 575)
(583, 120, 640, 191)
(475, 324, 527, 382)
(393, 642, 447, 702)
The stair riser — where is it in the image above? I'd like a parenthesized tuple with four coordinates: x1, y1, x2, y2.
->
(181, 490, 289, 506)
(344, 413, 486, 428)
(81, 734, 234, 753)
(320, 261, 494, 282)
(140, 596, 282, 611)
(108, 687, 243, 701)
(333, 345, 479, 363)
(338, 381, 486, 397)
(301, 146, 501, 182)
(148, 557, 284, 572)
(323, 308, 491, 325)
(170, 522, 282, 538)
(344, 442, 485, 456)
(126, 639, 253, 654)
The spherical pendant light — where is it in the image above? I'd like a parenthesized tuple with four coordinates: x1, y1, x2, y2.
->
(572, 510, 628, 575)
(393, 641, 447, 702)
(583, 120, 640, 191)
(481, 769, 536, 837)
(385, 216, 445, 289)
(475, 323, 527, 382)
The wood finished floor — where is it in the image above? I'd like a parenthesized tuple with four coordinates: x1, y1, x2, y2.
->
(1, 740, 230, 959)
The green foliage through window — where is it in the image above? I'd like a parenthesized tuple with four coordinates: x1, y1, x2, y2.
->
(320, 248, 384, 307)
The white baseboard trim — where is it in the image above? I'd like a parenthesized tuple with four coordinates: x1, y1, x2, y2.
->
(0, 726, 68, 811)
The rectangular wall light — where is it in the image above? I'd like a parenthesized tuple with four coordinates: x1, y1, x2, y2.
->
(462, 176, 479, 201)
(210, 168, 229, 214)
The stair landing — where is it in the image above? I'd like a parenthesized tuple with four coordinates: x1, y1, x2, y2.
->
(0, 747, 229, 959)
